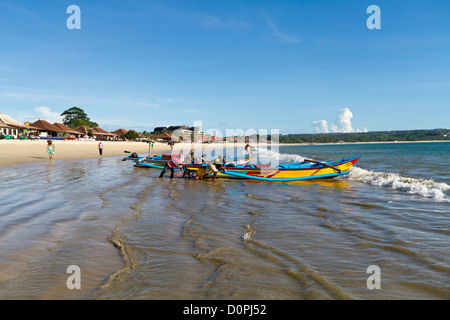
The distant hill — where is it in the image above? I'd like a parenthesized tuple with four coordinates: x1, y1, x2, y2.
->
(277, 129, 450, 144)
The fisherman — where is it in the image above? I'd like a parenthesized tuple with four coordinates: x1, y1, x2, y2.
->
(183, 150, 195, 178)
(201, 154, 209, 164)
(184, 150, 194, 164)
(159, 153, 185, 179)
(196, 155, 225, 181)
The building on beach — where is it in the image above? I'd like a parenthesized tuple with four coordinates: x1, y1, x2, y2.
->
(29, 119, 62, 138)
(74, 125, 92, 139)
(0, 111, 147, 141)
(111, 128, 128, 141)
(0, 112, 40, 138)
(0, 118, 15, 137)
(92, 127, 117, 141)
(53, 123, 81, 139)
(156, 132, 173, 142)
(74, 125, 117, 140)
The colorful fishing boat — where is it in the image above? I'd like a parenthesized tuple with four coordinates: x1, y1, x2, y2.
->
(182, 156, 361, 181)
(133, 153, 254, 168)
(125, 153, 176, 165)
(122, 151, 145, 161)
(139, 154, 172, 165)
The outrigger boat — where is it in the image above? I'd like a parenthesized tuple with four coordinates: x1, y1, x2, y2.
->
(122, 151, 146, 161)
(134, 155, 361, 181)
(183, 156, 361, 181)
(124, 153, 173, 164)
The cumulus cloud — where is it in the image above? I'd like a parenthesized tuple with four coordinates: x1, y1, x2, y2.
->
(312, 120, 329, 133)
(34, 106, 63, 123)
(333, 108, 353, 132)
(312, 108, 367, 133)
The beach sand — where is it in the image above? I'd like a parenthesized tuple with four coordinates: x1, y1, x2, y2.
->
(0, 140, 169, 167)
(0, 140, 250, 167)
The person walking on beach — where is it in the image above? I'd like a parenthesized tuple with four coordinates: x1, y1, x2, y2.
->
(98, 142, 103, 156)
(47, 139, 55, 159)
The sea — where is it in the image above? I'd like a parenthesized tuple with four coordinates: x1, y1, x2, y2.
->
(0, 142, 448, 300)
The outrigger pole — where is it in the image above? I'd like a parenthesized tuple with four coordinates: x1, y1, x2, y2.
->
(303, 159, 342, 173)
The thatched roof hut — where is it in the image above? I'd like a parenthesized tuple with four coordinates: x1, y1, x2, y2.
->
(0, 118, 13, 129)
(93, 127, 115, 136)
(158, 132, 173, 141)
(75, 125, 91, 136)
(53, 123, 80, 135)
(92, 127, 117, 140)
(0, 112, 27, 128)
(29, 119, 62, 136)
(112, 128, 128, 136)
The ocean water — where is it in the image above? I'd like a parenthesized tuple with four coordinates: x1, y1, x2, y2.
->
(0, 142, 448, 300)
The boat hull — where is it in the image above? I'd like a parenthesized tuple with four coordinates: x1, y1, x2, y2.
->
(186, 156, 361, 181)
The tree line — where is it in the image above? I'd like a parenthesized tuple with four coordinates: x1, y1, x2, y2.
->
(278, 129, 450, 144)
(60, 106, 139, 140)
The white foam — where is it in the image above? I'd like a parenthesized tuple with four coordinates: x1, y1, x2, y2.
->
(255, 149, 450, 202)
(256, 148, 305, 165)
(348, 167, 450, 202)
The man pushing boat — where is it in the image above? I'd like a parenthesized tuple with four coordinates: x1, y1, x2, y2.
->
(159, 153, 186, 179)
(196, 155, 225, 181)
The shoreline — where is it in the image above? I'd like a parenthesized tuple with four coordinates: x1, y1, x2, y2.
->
(1, 139, 448, 167)
(0, 140, 248, 167)
(0, 140, 164, 167)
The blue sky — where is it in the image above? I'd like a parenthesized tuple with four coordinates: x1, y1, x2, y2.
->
(0, 0, 449, 134)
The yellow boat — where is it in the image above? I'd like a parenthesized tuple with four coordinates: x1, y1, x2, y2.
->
(184, 156, 361, 181)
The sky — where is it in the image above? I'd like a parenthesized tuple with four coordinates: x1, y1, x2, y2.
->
(0, 0, 449, 135)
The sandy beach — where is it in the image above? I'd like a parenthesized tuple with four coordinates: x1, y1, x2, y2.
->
(0, 140, 169, 167)
(0, 140, 252, 167)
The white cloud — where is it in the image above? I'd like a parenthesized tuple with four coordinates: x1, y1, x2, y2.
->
(331, 108, 354, 133)
(312, 120, 329, 133)
(34, 106, 63, 124)
(312, 108, 367, 133)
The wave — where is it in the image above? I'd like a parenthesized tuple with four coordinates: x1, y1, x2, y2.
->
(258, 148, 450, 202)
(348, 167, 450, 202)
(256, 148, 305, 164)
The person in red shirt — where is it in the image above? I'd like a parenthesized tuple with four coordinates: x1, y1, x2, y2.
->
(159, 153, 185, 179)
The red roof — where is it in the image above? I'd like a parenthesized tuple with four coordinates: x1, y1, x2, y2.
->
(159, 133, 172, 139)
(53, 123, 79, 134)
(112, 128, 128, 136)
(75, 125, 91, 134)
(93, 127, 116, 136)
(30, 120, 62, 132)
